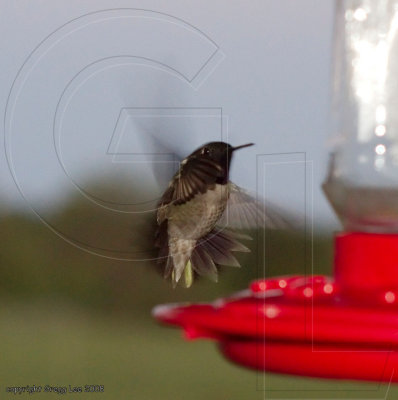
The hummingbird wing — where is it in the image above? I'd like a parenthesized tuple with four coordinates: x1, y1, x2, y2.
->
(144, 133, 183, 188)
(158, 157, 223, 210)
(218, 182, 293, 230)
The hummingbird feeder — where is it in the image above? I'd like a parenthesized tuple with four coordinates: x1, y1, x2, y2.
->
(153, 0, 398, 382)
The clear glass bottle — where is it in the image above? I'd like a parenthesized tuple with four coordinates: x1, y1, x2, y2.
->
(323, 0, 398, 232)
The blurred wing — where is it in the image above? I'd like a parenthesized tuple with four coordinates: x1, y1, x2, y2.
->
(144, 133, 183, 188)
(218, 183, 293, 230)
(159, 157, 223, 207)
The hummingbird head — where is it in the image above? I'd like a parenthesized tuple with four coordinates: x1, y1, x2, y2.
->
(191, 141, 254, 182)
(193, 141, 254, 163)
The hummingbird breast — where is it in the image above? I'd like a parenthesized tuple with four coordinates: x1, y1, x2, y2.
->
(167, 184, 229, 240)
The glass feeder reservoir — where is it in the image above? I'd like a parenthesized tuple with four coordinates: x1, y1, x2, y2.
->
(323, 0, 398, 232)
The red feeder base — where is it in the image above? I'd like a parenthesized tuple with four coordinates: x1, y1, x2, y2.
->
(153, 232, 398, 382)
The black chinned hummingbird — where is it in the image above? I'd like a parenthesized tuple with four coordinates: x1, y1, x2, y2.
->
(155, 141, 288, 288)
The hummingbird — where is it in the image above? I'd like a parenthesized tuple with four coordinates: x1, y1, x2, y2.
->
(155, 141, 289, 288)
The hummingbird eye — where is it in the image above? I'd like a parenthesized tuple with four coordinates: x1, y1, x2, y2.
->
(201, 147, 210, 156)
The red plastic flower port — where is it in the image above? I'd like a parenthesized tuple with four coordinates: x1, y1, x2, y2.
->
(153, 232, 398, 382)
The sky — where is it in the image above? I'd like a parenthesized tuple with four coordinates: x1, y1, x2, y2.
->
(0, 0, 338, 231)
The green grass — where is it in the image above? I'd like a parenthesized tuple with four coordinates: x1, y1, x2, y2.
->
(1, 299, 395, 400)
(1, 202, 396, 399)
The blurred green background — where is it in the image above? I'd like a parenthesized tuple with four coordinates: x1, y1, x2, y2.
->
(0, 182, 395, 399)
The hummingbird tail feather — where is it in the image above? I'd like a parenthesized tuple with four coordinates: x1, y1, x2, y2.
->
(156, 222, 251, 287)
(191, 245, 218, 282)
(191, 228, 251, 279)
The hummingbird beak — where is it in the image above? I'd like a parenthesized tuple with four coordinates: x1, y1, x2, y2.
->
(232, 143, 254, 152)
